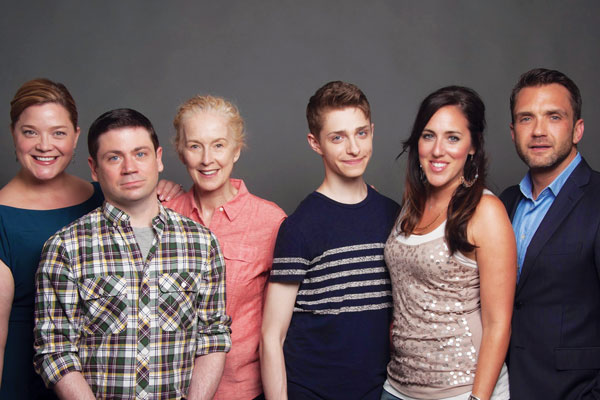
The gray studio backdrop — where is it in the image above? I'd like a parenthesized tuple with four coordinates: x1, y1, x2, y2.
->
(1, 1, 599, 213)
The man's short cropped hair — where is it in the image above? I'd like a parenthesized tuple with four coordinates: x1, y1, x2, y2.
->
(88, 108, 160, 161)
(510, 68, 582, 123)
(306, 81, 371, 136)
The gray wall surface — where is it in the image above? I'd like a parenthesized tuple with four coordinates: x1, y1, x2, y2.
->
(1, 1, 599, 213)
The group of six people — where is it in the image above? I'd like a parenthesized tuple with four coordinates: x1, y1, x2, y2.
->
(0, 67, 598, 400)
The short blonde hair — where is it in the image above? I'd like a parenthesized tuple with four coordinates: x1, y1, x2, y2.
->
(173, 95, 246, 154)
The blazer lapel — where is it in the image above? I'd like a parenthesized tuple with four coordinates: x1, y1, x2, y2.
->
(517, 161, 591, 293)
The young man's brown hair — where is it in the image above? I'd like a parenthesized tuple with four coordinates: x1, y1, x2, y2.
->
(306, 81, 371, 136)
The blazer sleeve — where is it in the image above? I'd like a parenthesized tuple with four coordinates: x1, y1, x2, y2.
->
(578, 225, 600, 399)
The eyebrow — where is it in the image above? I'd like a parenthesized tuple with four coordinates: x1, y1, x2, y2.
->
(327, 125, 371, 135)
(423, 128, 463, 135)
(515, 109, 569, 118)
(20, 124, 70, 130)
(104, 146, 153, 155)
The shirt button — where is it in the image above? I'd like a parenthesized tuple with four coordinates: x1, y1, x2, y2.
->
(219, 207, 224, 212)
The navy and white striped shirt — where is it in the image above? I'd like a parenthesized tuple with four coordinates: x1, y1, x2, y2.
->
(270, 185, 399, 399)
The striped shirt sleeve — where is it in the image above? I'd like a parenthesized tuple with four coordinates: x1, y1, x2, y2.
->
(270, 218, 310, 282)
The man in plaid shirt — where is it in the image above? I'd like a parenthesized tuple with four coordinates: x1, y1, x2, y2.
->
(33, 108, 231, 400)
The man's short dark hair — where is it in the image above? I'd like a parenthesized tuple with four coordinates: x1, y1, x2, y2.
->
(88, 108, 160, 161)
(306, 81, 371, 137)
(510, 68, 582, 123)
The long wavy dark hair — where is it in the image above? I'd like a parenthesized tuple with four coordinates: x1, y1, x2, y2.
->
(399, 86, 487, 255)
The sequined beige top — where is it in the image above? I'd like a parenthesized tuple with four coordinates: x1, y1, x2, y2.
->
(384, 219, 487, 399)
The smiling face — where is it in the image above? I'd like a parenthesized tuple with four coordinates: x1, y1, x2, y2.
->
(307, 107, 373, 182)
(89, 127, 163, 211)
(178, 111, 241, 198)
(12, 103, 80, 182)
(418, 105, 474, 193)
(511, 83, 583, 176)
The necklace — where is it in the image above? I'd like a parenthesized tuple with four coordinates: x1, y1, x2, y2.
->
(415, 210, 442, 232)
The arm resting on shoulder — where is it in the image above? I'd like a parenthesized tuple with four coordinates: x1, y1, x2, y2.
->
(0, 261, 14, 387)
(187, 352, 226, 400)
(156, 179, 184, 202)
(260, 281, 300, 400)
(470, 195, 517, 400)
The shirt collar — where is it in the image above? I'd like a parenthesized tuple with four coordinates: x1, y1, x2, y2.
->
(102, 200, 168, 229)
(190, 178, 250, 223)
(519, 152, 582, 200)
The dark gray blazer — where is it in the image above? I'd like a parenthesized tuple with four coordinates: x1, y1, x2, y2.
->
(500, 158, 600, 399)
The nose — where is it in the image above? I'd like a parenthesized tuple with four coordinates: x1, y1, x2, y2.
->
(35, 133, 52, 152)
(201, 148, 214, 165)
(432, 137, 444, 157)
(346, 136, 360, 156)
(532, 118, 546, 137)
(121, 155, 138, 174)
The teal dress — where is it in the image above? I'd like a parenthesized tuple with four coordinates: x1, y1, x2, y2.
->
(0, 182, 103, 399)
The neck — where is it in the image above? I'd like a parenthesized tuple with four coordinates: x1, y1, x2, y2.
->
(111, 195, 160, 228)
(529, 150, 577, 200)
(15, 168, 70, 192)
(316, 174, 368, 204)
(193, 179, 238, 226)
(426, 181, 458, 210)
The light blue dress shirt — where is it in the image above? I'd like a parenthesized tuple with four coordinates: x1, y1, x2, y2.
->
(513, 152, 582, 279)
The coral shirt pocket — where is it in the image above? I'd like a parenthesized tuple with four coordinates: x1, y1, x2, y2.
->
(221, 243, 265, 318)
(221, 243, 260, 282)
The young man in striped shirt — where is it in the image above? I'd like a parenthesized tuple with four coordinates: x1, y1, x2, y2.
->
(260, 81, 399, 400)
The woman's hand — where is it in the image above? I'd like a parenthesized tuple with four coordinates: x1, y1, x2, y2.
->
(156, 179, 184, 202)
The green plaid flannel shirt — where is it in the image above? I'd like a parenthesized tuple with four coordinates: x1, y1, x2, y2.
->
(33, 202, 231, 399)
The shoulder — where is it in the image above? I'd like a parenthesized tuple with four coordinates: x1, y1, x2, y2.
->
(0, 179, 18, 205)
(164, 207, 210, 234)
(246, 191, 287, 220)
(499, 184, 521, 203)
(56, 206, 103, 236)
(470, 192, 512, 238)
(162, 189, 194, 214)
(41, 206, 103, 255)
(367, 186, 400, 213)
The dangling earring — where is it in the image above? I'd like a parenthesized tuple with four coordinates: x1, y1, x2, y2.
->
(459, 170, 479, 188)
(460, 154, 478, 188)
(419, 164, 427, 183)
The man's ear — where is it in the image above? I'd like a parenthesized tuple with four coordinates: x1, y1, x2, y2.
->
(307, 132, 323, 156)
(156, 146, 164, 173)
(510, 123, 515, 143)
(573, 119, 584, 145)
(88, 156, 98, 181)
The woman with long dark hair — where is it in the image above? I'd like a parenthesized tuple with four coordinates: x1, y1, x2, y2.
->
(382, 86, 516, 400)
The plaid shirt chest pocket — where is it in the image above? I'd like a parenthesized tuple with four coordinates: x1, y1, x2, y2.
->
(79, 275, 128, 336)
(158, 272, 203, 331)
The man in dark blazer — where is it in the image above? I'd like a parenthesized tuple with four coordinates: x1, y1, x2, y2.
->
(500, 68, 600, 399)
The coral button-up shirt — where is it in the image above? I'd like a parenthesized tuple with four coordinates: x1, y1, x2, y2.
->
(165, 179, 285, 400)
